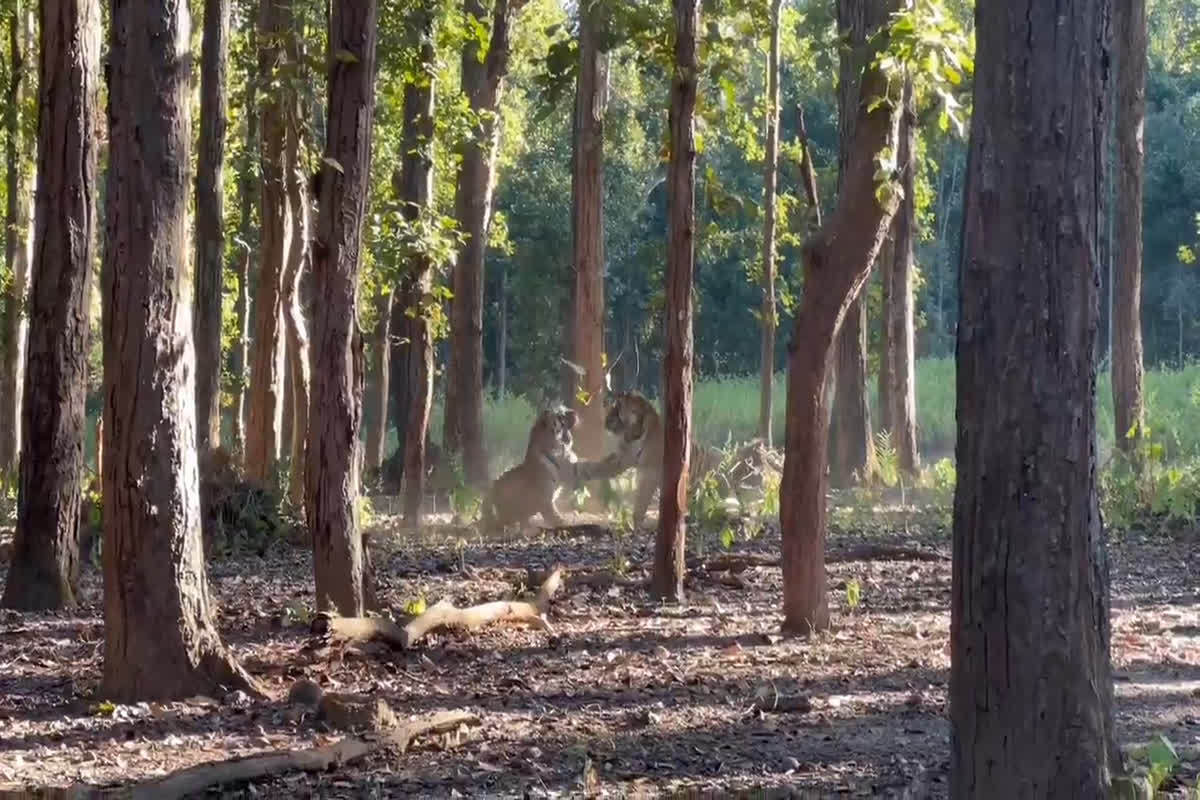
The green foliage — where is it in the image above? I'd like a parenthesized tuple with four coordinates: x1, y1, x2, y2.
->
(1113, 734, 1186, 800)
(845, 578, 862, 610)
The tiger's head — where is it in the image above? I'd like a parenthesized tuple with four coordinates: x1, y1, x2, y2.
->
(603, 391, 653, 443)
(528, 404, 578, 461)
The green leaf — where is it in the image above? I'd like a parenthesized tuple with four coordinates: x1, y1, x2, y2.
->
(334, 49, 359, 64)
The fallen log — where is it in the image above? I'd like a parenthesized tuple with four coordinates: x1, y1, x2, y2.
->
(692, 543, 949, 575)
(127, 710, 480, 800)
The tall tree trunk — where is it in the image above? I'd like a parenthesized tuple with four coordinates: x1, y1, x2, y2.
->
(497, 266, 507, 397)
(246, 0, 293, 484)
(568, 0, 609, 460)
(1, 0, 99, 611)
(307, 0, 379, 615)
(654, 0, 699, 604)
(231, 20, 259, 459)
(780, 0, 901, 634)
(950, 0, 1118, 791)
(398, 0, 436, 526)
(283, 99, 311, 508)
(876, 232, 895, 436)
(102, 0, 260, 702)
(0, 5, 35, 483)
(364, 289, 391, 474)
(193, 0, 231, 455)
(757, 0, 782, 447)
(445, 0, 519, 487)
(827, 0, 879, 487)
(1113, 0, 1146, 449)
(887, 76, 919, 475)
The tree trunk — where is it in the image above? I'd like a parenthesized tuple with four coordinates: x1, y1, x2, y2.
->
(446, 0, 519, 487)
(497, 267, 507, 397)
(887, 76, 918, 475)
(1112, 0, 1146, 449)
(397, 0, 436, 526)
(307, 0, 379, 616)
(0, 5, 35, 483)
(231, 20, 258, 459)
(876, 231, 895, 436)
(1, 0, 99, 611)
(653, 0, 699, 604)
(950, 0, 1118, 792)
(246, 0, 293, 484)
(757, 0, 783, 447)
(193, 0, 230, 455)
(827, 0, 880, 488)
(364, 289, 391, 474)
(779, 0, 901, 634)
(283, 99, 311, 508)
(102, 0, 260, 702)
(568, 0, 609, 460)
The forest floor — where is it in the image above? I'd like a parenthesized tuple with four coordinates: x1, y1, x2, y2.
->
(1, 498, 1198, 799)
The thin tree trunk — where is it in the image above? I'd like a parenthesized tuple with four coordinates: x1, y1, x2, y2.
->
(828, 0, 879, 488)
(446, 0, 519, 487)
(497, 267, 507, 398)
(0, 5, 35, 483)
(888, 76, 918, 474)
(307, 0, 379, 616)
(231, 244, 251, 454)
(102, 0, 260, 702)
(398, 0, 436, 525)
(246, 0, 293, 484)
(1113, 0, 1146, 448)
(568, 0, 609, 460)
(231, 20, 258, 459)
(757, 0, 782, 447)
(877, 231, 895, 436)
(283, 98, 311, 508)
(780, 0, 901, 634)
(1, 0, 99, 611)
(364, 289, 391, 473)
(193, 0, 231, 455)
(654, 0, 699, 604)
(950, 0, 1118, 791)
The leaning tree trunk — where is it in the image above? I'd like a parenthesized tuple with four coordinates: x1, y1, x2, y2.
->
(757, 0, 782, 447)
(949, 0, 1118, 793)
(1, 0, 99, 611)
(887, 76, 919, 475)
(245, 0, 293, 484)
(193, 0, 231, 455)
(307, 0, 379, 616)
(653, 0, 699, 604)
(827, 0, 880, 488)
(779, 0, 901, 634)
(445, 0, 519, 487)
(0, 5, 35, 483)
(102, 0, 261, 702)
(1113, 0, 1146, 451)
(568, 0, 609, 460)
(397, 0, 437, 525)
(230, 18, 259, 459)
(283, 102, 311, 509)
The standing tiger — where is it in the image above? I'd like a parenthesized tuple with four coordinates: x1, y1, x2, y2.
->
(575, 390, 721, 528)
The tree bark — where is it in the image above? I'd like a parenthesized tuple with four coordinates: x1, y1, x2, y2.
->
(230, 20, 258, 460)
(887, 76, 918, 475)
(246, 0, 293, 484)
(0, 5, 35, 483)
(779, 0, 901, 634)
(876, 231, 895, 436)
(568, 0, 609, 460)
(950, 0, 1118, 793)
(1113, 0, 1146, 450)
(397, 1, 436, 526)
(445, 0, 519, 487)
(283, 87, 311, 508)
(364, 289, 391, 474)
(1, 0, 99, 611)
(654, 0, 699, 604)
(193, 0, 230, 455)
(102, 0, 260, 702)
(757, 0, 783, 448)
(827, 0, 880, 488)
(307, 0, 379, 616)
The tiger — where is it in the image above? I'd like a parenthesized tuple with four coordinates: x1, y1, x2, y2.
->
(479, 405, 580, 530)
(575, 390, 722, 528)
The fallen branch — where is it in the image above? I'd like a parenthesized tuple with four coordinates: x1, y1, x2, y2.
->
(400, 598, 550, 648)
(128, 710, 480, 800)
(827, 544, 950, 563)
(526, 566, 646, 594)
(310, 614, 409, 648)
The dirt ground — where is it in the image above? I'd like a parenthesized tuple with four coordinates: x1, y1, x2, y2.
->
(0, 499, 1198, 799)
